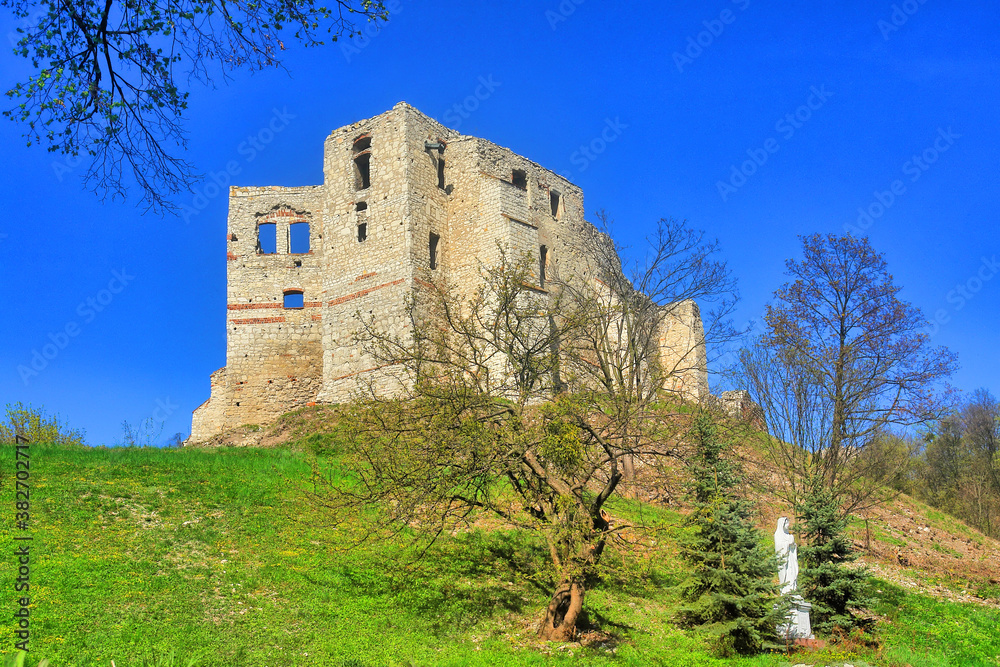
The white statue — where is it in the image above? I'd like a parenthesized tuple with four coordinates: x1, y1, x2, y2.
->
(774, 516, 813, 639)
(774, 517, 799, 595)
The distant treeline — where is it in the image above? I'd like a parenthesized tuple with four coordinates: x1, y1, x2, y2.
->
(899, 389, 1000, 538)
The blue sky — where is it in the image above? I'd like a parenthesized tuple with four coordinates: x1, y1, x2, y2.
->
(1, 0, 997, 445)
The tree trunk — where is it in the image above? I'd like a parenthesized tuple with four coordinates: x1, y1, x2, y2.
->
(623, 454, 636, 498)
(537, 579, 585, 641)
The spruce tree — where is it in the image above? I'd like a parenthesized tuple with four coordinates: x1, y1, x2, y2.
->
(678, 415, 785, 656)
(797, 483, 873, 634)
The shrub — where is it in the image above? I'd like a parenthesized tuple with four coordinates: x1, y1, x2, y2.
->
(0, 402, 85, 446)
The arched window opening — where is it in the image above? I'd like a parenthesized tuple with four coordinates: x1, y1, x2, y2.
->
(429, 232, 440, 270)
(352, 135, 372, 153)
(539, 245, 548, 287)
(353, 153, 371, 190)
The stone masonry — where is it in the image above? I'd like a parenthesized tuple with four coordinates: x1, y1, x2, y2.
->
(190, 103, 709, 442)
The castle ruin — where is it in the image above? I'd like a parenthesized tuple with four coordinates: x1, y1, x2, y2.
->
(190, 103, 708, 441)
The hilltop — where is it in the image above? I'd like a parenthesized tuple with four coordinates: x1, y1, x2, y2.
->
(195, 404, 1000, 611)
(3, 409, 997, 666)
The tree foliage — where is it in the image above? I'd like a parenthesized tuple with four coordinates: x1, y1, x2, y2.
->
(915, 389, 1000, 537)
(738, 234, 957, 512)
(0, 402, 86, 446)
(3, 0, 389, 212)
(677, 415, 784, 656)
(796, 484, 872, 634)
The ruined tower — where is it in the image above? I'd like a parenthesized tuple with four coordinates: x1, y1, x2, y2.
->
(190, 103, 708, 441)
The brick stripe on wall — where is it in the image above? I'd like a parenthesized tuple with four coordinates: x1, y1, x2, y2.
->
(227, 302, 324, 310)
(327, 279, 405, 307)
(229, 316, 286, 324)
(227, 303, 283, 310)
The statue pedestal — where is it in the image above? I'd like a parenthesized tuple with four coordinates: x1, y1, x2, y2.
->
(778, 595, 814, 640)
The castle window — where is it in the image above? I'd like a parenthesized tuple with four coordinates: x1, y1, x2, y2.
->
(355, 201, 367, 212)
(429, 232, 440, 270)
(357, 222, 367, 242)
(289, 222, 310, 254)
(283, 290, 304, 309)
(353, 153, 371, 190)
(539, 245, 548, 287)
(437, 157, 446, 190)
(352, 135, 372, 153)
(257, 222, 277, 254)
(511, 169, 527, 190)
(549, 190, 561, 218)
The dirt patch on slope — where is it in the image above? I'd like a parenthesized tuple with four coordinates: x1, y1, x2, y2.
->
(189, 405, 341, 449)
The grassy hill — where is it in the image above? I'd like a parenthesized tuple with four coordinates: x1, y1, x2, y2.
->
(2, 414, 999, 666)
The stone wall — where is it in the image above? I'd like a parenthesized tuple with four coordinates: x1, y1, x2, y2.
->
(190, 102, 710, 441)
(191, 186, 325, 440)
(658, 299, 710, 401)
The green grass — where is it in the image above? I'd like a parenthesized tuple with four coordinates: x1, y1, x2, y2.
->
(1, 443, 998, 666)
(874, 581, 1000, 667)
(847, 518, 909, 549)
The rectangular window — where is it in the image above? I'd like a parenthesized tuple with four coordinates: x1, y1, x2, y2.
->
(437, 157, 446, 190)
(283, 291, 304, 309)
(539, 245, 548, 287)
(549, 190, 561, 218)
(511, 169, 527, 190)
(429, 232, 440, 270)
(289, 222, 310, 254)
(257, 222, 277, 254)
(357, 222, 368, 242)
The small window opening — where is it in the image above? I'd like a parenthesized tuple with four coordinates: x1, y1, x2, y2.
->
(289, 222, 310, 254)
(355, 201, 367, 212)
(283, 290, 304, 309)
(539, 245, 548, 287)
(549, 190, 561, 218)
(357, 222, 367, 242)
(352, 135, 372, 153)
(257, 222, 277, 254)
(437, 157, 446, 190)
(294, 259, 302, 268)
(354, 153, 371, 190)
(512, 169, 527, 190)
(429, 232, 440, 270)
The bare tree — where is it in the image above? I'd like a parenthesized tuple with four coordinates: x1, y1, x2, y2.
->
(559, 213, 739, 489)
(3, 0, 389, 213)
(738, 234, 957, 513)
(310, 218, 740, 641)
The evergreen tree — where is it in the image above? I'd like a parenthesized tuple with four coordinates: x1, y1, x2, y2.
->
(678, 415, 785, 655)
(797, 483, 873, 634)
